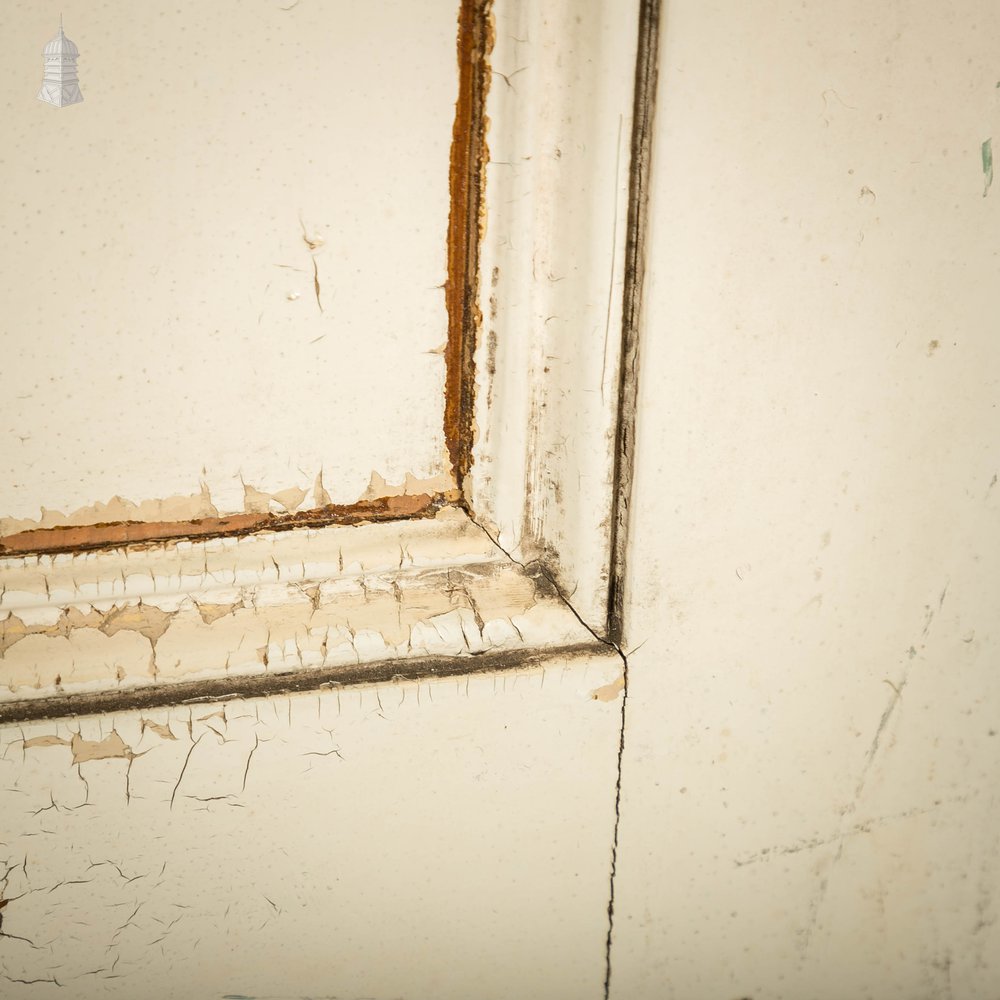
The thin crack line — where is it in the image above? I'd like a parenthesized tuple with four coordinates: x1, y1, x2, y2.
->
(602, 0, 660, 990)
(603, 646, 629, 1000)
(464, 515, 629, 1000)
(170, 733, 206, 810)
(464, 516, 618, 655)
(312, 257, 323, 314)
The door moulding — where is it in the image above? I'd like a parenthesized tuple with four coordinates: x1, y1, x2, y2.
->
(0, 0, 655, 725)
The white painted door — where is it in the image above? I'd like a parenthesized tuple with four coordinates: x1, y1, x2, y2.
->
(1, 1, 457, 539)
(609, 1, 1000, 997)
(2, 2, 999, 999)
(0, 3, 632, 997)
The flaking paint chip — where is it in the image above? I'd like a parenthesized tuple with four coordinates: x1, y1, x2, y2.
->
(591, 674, 625, 703)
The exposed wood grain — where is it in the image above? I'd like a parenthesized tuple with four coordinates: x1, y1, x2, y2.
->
(444, 0, 494, 492)
(0, 493, 456, 557)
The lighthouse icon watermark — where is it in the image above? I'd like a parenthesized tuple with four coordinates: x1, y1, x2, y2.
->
(38, 16, 83, 108)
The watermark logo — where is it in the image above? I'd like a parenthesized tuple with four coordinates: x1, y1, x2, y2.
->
(38, 16, 83, 108)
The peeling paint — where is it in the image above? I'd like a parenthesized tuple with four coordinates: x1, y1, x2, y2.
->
(243, 484, 308, 515)
(22, 727, 139, 764)
(1, 602, 173, 659)
(195, 601, 243, 625)
(0, 509, 596, 713)
(0, 486, 460, 558)
(313, 471, 332, 508)
(100, 603, 175, 644)
(0, 645, 622, 992)
(0, 484, 218, 539)
(444, 0, 494, 492)
(1, 4, 488, 561)
(22, 734, 70, 749)
(140, 719, 176, 741)
(361, 470, 456, 501)
(591, 673, 625, 702)
(71, 730, 134, 764)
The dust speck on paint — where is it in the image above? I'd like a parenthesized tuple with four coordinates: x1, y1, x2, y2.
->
(982, 138, 993, 197)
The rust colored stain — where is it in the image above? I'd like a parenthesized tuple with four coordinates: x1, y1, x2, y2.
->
(444, 0, 493, 493)
(1, 9, 489, 559)
(0, 492, 456, 558)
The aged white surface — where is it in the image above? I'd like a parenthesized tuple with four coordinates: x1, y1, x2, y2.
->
(0, 0, 457, 526)
(0, 649, 623, 1000)
(0, 6, 633, 995)
(0, 18, 632, 996)
(6, 0, 999, 996)
(609, 1, 1000, 997)
(0, 508, 594, 704)
(468, 0, 640, 635)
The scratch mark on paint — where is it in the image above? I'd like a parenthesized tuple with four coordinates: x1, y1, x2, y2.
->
(170, 732, 207, 810)
(820, 88, 857, 126)
(735, 794, 977, 868)
(601, 114, 626, 405)
(295, 213, 325, 312)
(312, 257, 323, 314)
(492, 66, 526, 90)
(983, 138, 993, 197)
(298, 213, 324, 252)
(241, 734, 260, 793)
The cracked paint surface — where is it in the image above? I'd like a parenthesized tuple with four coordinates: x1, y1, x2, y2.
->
(604, 0, 1000, 995)
(465, 0, 643, 636)
(0, 649, 622, 1000)
(0, 1, 459, 533)
(0, 509, 593, 705)
(0, 471, 460, 557)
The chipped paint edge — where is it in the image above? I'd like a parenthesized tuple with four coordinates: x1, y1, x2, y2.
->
(0, 491, 459, 559)
(0, 508, 598, 712)
(3, 1, 493, 556)
(444, 0, 494, 492)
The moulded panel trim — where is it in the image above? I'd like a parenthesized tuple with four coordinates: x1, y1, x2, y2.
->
(0, 508, 600, 722)
(467, 0, 643, 637)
